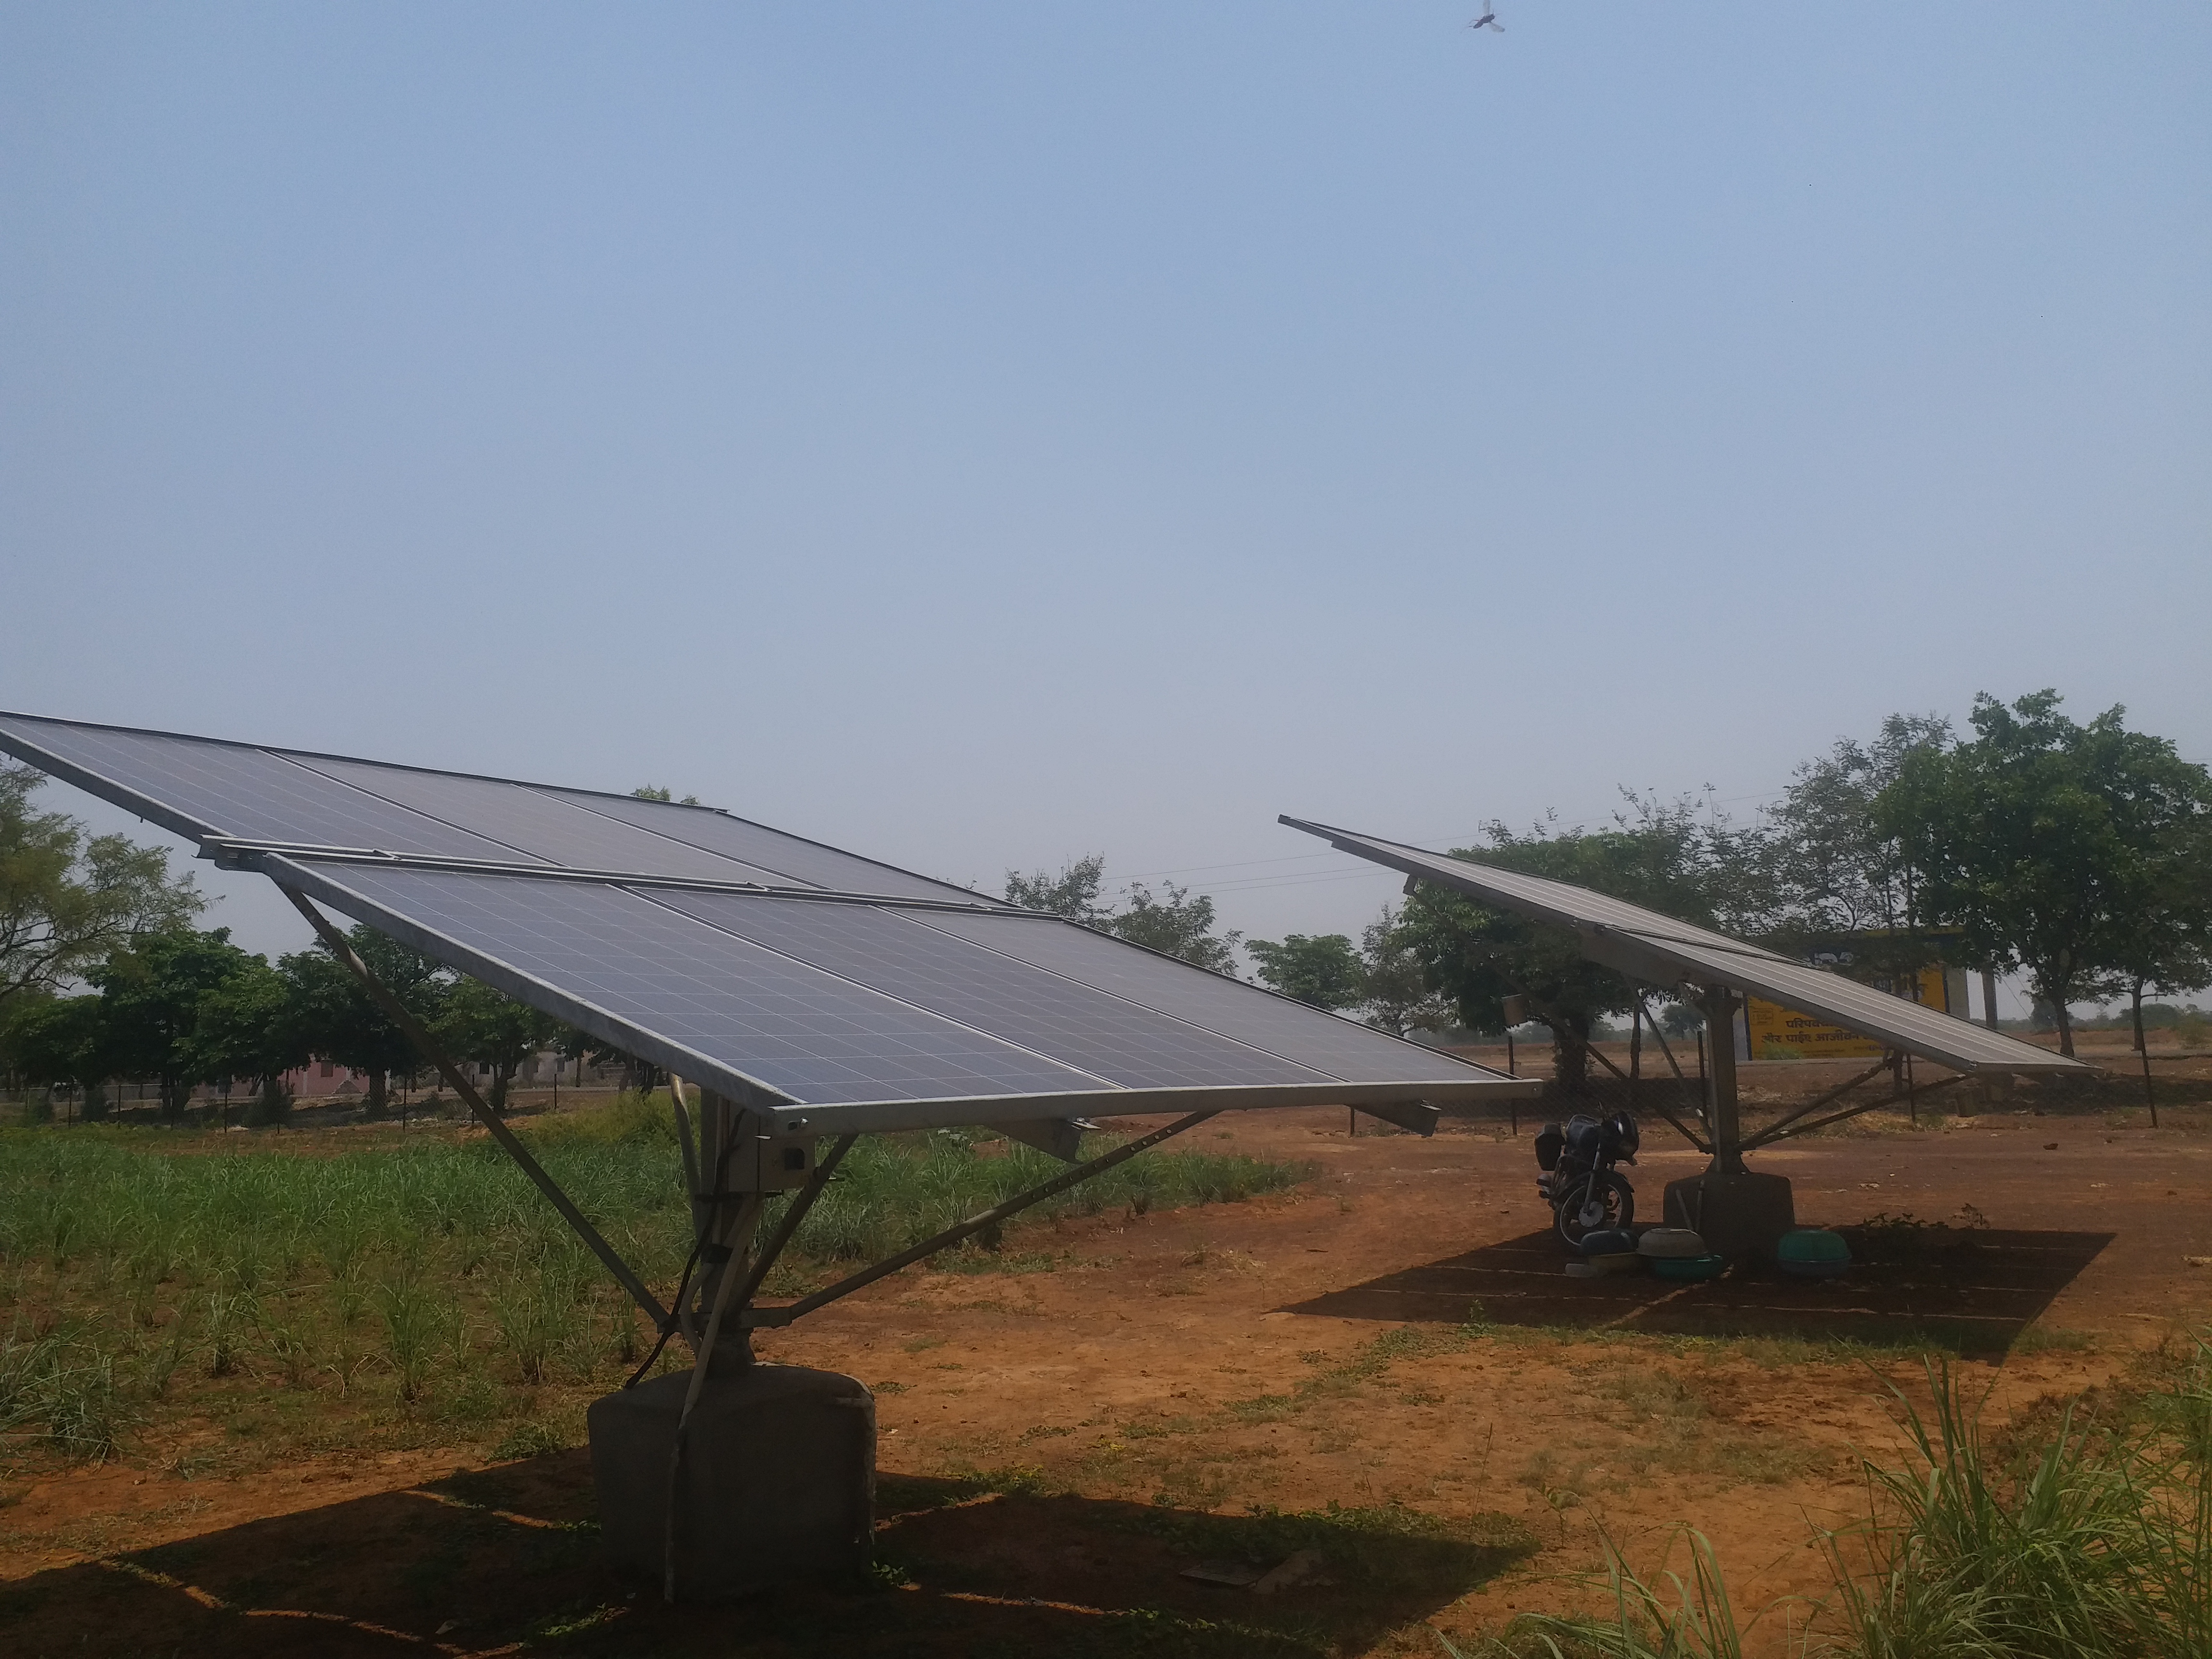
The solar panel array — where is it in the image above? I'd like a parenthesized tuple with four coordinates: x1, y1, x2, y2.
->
(1281, 817, 2090, 1075)
(0, 712, 1527, 1131)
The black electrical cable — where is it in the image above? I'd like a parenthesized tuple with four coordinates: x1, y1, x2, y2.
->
(621, 1125, 746, 1390)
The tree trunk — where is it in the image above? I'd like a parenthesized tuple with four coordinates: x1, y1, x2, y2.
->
(368, 1069, 389, 1115)
(1551, 1017, 1590, 1097)
(2052, 997, 2076, 1057)
(2132, 980, 2147, 1055)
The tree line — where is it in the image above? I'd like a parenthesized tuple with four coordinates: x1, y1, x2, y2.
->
(0, 916, 598, 1125)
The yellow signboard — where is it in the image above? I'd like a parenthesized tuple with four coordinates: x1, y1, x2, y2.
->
(1745, 966, 1956, 1060)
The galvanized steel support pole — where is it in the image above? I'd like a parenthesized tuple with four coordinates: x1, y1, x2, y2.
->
(1703, 984, 1742, 1173)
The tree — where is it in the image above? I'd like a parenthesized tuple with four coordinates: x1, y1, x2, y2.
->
(1757, 714, 1954, 984)
(632, 785, 700, 806)
(280, 926, 449, 1114)
(1106, 881, 1241, 974)
(1004, 856, 1242, 973)
(1398, 796, 1749, 1094)
(187, 956, 307, 1122)
(3, 992, 117, 1118)
(1356, 907, 1455, 1038)
(2092, 778, 2212, 1060)
(1, 760, 202, 1013)
(88, 927, 258, 1119)
(1881, 690, 2212, 1057)
(1004, 854, 1110, 923)
(1247, 933, 1365, 1010)
(436, 976, 564, 1113)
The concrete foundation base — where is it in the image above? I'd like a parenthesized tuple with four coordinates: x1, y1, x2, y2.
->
(1663, 1168, 1796, 1262)
(587, 1361, 875, 1600)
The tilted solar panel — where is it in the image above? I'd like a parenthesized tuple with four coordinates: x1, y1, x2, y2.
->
(1281, 817, 2090, 1075)
(0, 713, 527, 860)
(289, 754, 789, 884)
(914, 910, 1480, 1085)
(649, 890, 1335, 1092)
(549, 790, 989, 903)
(276, 860, 1107, 1107)
(0, 711, 1534, 1133)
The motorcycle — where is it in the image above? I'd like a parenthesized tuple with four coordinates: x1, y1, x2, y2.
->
(1533, 1111, 1640, 1248)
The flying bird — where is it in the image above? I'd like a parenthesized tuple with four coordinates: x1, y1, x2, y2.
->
(1469, 9, 1503, 30)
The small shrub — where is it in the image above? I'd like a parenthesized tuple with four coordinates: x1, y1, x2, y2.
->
(491, 1419, 570, 1461)
(377, 1269, 451, 1405)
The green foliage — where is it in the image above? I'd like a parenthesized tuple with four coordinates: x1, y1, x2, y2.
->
(1106, 881, 1242, 974)
(0, 759, 202, 1012)
(1824, 1359, 2169, 1659)
(3, 992, 115, 1095)
(279, 926, 449, 1113)
(0, 1330, 130, 1461)
(1246, 932, 1364, 1010)
(1358, 904, 1455, 1037)
(1004, 855, 1243, 973)
(186, 954, 304, 1098)
(1882, 690, 2212, 1057)
(1486, 1345, 2212, 1659)
(87, 927, 261, 1118)
(1486, 1527, 1760, 1659)
(1005, 852, 1109, 923)
(0, 1107, 1312, 1461)
(629, 785, 700, 805)
(435, 976, 565, 1113)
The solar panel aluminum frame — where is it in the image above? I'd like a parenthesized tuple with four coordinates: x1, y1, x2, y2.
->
(205, 838, 1043, 916)
(267, 854, 1539, 1136)
(1280, 816, 2092, 1077)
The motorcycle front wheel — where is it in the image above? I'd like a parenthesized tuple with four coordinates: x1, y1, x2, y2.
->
(1554, 1170, 1635, 1249)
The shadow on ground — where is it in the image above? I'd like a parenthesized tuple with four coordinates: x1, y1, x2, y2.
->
(1285, 1226, 2115, 1355)
(0, 1454, 1531, 1658)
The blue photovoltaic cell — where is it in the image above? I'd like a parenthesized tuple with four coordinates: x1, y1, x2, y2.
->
(0, 715, 526, 860)
(290, 755, 791, 884)
(553, 790, 985, 902)
(914, 911, 1485, 1085)
(296, 862, 1107, 1105)
(649, 891, 1333, 1091)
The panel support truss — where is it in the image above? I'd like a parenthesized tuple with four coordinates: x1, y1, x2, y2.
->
(741, 1111, 1217, 1328)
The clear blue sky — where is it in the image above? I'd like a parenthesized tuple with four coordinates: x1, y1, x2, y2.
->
(4, 4, 2207, 999)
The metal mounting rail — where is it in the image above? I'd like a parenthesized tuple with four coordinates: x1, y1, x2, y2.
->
(221, 839, 1042, 916)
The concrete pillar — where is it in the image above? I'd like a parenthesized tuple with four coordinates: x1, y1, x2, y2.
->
(1662, 982, 1793, 1261)
(589, 1360, 876, 1599)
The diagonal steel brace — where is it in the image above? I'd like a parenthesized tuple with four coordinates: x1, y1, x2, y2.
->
(744, 1111, 1216, 1328)
(283, 887, 670, 1332)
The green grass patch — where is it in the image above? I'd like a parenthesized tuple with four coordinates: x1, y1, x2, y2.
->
(0, 1102, 1313, 1468)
